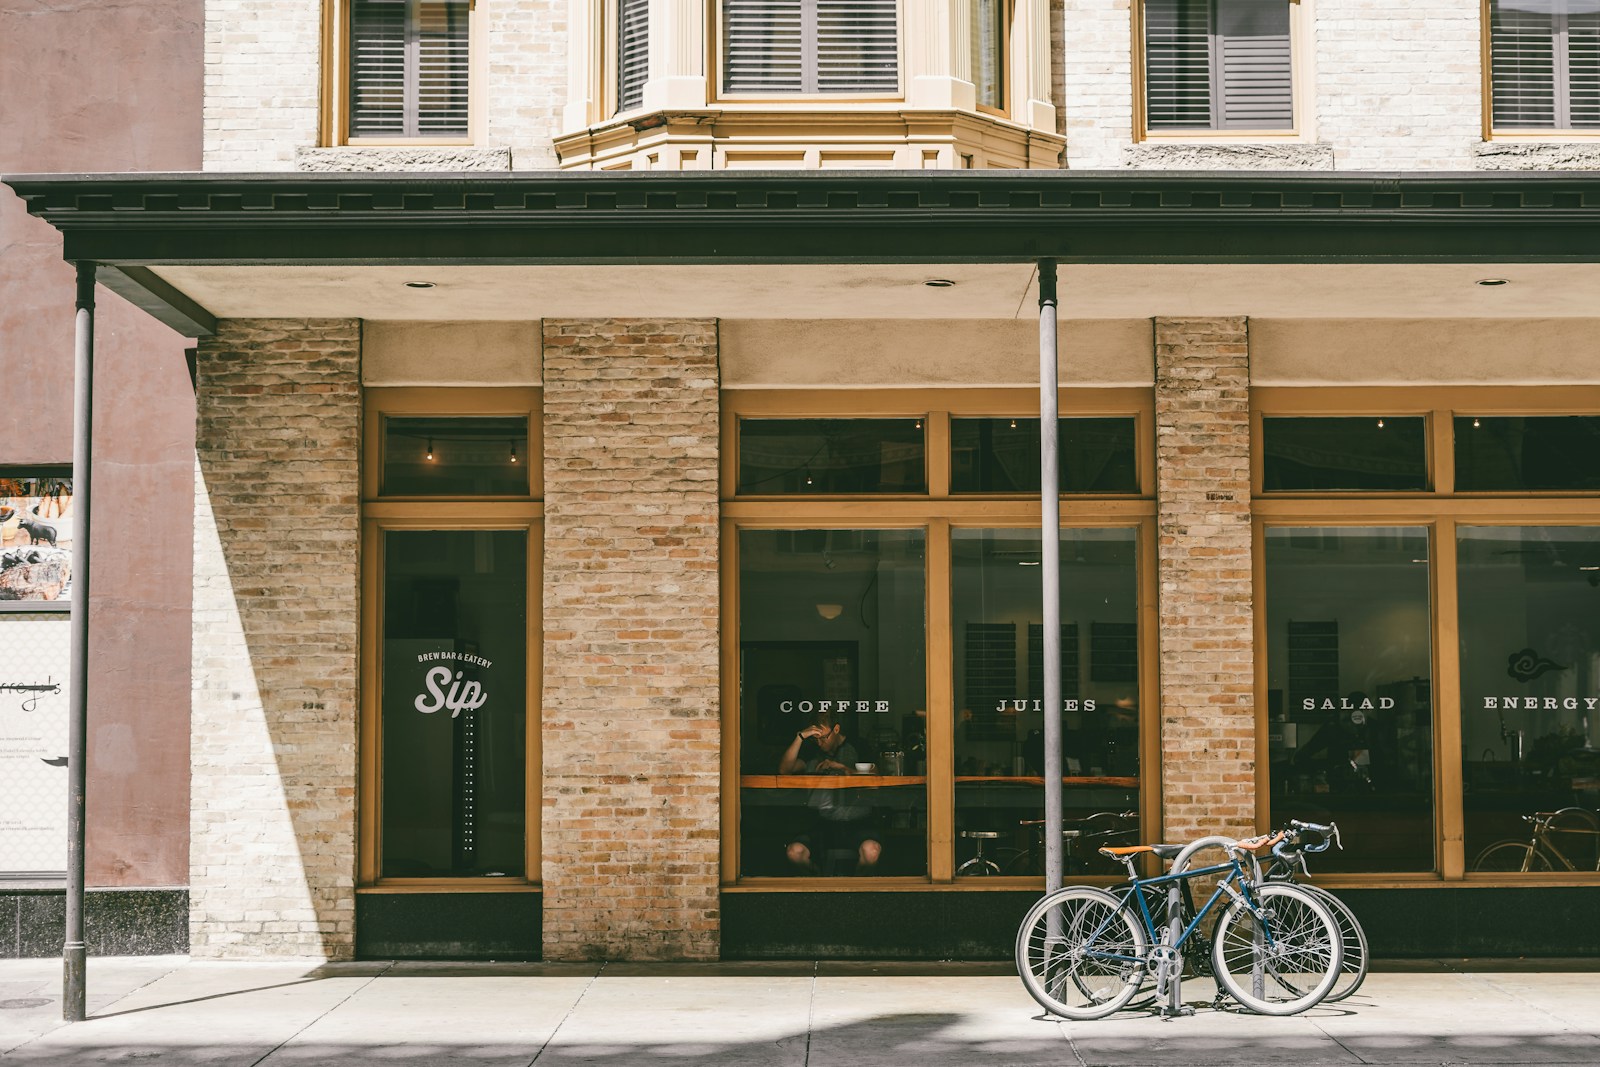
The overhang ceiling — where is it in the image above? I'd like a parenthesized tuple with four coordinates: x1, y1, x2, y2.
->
(148, 261, 1600, 321)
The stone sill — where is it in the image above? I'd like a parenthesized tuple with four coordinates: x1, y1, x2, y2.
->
(1122, 141, 1335, 170)
(1475, 140, 1600, 170)
(296, 146, 513, 172)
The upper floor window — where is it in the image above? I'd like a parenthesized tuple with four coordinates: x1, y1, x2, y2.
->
(348, 0, 470, 139)
(721, 0, 900, 95)
(1141, 0, 1294, 131)
(970, 0, 1006, 111)
(616, 0, 650, 113)
(1489, 0, 1600, 130)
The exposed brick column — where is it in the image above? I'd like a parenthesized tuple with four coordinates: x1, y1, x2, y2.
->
(192, 319, 361, 958)
(1153, 317, 1255, 843)
(541, 319, 721, 961)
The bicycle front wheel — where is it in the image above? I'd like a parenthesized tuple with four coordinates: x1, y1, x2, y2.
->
(1016, 886, 1148, 1020)
(1211, 883, 1342, 1016)
(1294, 884, 1369, 1002)
(1472, 841, 1549, 873)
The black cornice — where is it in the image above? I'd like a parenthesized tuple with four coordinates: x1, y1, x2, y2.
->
(8, 169, 1600, 264)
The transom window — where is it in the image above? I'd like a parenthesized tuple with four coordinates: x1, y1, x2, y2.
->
(721, 0, 900, 94)
(1489, 0, 1600, 130)
(1141, 0, 1294, 131)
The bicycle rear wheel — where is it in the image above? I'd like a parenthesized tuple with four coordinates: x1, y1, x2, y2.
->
(1294, 884, 1369, 1002)
(1472, 841, 1549, 873)
(1211, 883, 1341, 1016)
(1016, 886, 1148, 1020)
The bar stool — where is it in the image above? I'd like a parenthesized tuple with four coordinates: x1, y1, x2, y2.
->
(957, 830, 1003, 876)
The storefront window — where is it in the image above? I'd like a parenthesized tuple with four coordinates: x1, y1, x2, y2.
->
(1265, 527, 1434, 872)
(1262, 417, 1428, 491)
(949, 418, 1138, 494)
(1454, 416, 1600, 492)
(380, 528, 527, 877)
(737, 419, 926, 495)
(737, 528, 927, 877)
(382, 416, 530, 496)
(950, 528, 1140, 876)
(1459, 526, 1600, 873)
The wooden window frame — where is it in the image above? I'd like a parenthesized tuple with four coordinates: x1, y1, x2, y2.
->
(358, 387, 543, 891)
(1482, 0, 1600, 141)
(1252, 386, 1600, 890)
(710, 0, 907, 105)
(320, 0, 483, 148)
(970, 0, 1012, 118)
(720, 388, 1159, 891)
(1132, 0, 1311, 143)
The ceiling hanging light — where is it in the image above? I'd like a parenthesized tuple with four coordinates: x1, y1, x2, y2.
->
(509, 440, 518, 464)
(426, 438, 435, 461)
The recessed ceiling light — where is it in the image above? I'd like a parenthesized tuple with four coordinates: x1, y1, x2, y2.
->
(1476, 278, 1510, 287)
(923, 279, 956, 288)
(1581, 566, 1600, 572)
(405, 280, 436, 289)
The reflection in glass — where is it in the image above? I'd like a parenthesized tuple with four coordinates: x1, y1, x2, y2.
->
(950, 418, 1138, 494)
(1455, 416, 1600, 492)
(950, 529, 1140, 877)
(382, 416, 530, 496)
(1265, 527, 1434, 872)
(738, 419, 926, 495)
(738, 529, 927, 877)
(970, 0, 1004, 110)
(381, 529, 527, 877)
(1459, 527, 1600, 873)
(1262, 417, 1428, 491)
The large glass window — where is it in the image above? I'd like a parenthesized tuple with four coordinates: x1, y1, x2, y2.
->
(380, 529, 528, 878)
(383, 416, 530, 497)
(950, 529, 1140, 877)
(1265, 527, 1435, 872)
(1459, 526, 1600, 873)
(737, 529, 927, 878)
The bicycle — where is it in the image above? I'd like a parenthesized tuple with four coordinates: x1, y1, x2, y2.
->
(998, 809, 1139, 877)
(1015, 826, 1343, 1019)
(1259, 819, 1369, 1002)
(1471, 806, 1600, 872)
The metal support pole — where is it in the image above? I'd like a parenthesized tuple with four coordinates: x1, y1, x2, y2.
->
(1038, 260, 1063, 897)
(64, 261, 95, 1023)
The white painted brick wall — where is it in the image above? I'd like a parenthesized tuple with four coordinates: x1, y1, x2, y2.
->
(1059, 0, 1135, 170)
(485, 0, 569, 170)
(204, 0, 323, 170)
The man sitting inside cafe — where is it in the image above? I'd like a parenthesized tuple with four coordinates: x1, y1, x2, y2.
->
(778, 712, 883, 875)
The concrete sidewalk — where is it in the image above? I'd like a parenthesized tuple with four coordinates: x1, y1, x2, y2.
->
(0, 957, 1596, 1066)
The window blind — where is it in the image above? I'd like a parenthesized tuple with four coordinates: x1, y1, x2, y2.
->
(722, 0, 897, 94)
(617, 0, 650, 112)
(1490, 0, 1600, 128)
(350, 0, 469, 138)
(1144, 0, 1292, 131)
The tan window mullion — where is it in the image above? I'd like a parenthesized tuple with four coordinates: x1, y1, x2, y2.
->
(1433, 518, 1466, 880)
(926, 516, 955, 882)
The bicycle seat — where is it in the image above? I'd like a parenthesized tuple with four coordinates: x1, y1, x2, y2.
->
(1099, 843, 1184, 860)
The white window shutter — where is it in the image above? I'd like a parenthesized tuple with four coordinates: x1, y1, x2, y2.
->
(617, 0, 650, 113)
(1569, 8, 1600, 126)
(1491, 1, 1559, 127)
(723, 0, 896, 94)
(351, 0, 410, 137)
(350, 0, 469, 139)
(1215, 0, 1293, 129)
(1144, 0, 1215, 129)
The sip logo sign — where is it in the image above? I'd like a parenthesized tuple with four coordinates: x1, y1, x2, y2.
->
(413, 650, 491, 717)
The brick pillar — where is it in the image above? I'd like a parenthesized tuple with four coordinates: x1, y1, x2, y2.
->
(192, 319, 361, 958)
(1153, 317, 1255, 843)
(541, 319, 721, 961)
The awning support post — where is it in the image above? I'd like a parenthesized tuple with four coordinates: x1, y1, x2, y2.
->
(1038, 259, 1063, 897)
(64, 261, 95, 1023)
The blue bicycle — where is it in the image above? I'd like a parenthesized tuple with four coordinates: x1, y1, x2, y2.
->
(1015, 825, 1343, 1018)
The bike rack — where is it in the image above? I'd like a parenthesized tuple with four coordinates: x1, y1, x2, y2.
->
(1154, 835, 1237, 1018)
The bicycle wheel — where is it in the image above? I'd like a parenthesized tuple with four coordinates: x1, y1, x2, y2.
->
(1471, 840, 1549, 873)
(1547, 807, 1600, 871)
(1016, 886, 1148, 1020)
(1211, 883, 1341, 1016)
(1294, 884, 1369, 1002)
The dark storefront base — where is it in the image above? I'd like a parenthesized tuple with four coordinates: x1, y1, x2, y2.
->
(721, 886, 1600, 960)
(0, 887, 187, 958)
(355, 892, 542, 961)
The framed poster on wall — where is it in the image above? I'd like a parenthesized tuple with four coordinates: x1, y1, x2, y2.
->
(0, 613, 70, 876)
